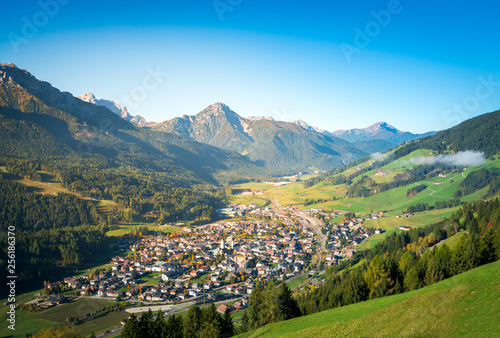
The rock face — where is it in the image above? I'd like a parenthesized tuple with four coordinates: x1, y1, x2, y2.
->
(152, 103, 367, 170)
(0, 63, 130, 125)
(77, 92, 152, 127)
(78, 92, 130, 119)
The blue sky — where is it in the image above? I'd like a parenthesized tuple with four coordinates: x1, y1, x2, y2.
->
(1, 0, 500, 133)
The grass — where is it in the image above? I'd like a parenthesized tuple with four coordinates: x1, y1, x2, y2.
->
(188, 272, 213, 284)
(0, 308, 59, 338)
(227, 193, 268, 206)
(286, 275, 309, 290)
(355, 207, 459, 250)
(76, 310, 127, 336)
(35, 298, 114, 322)
(264, 181, 348, 207)
(363, 207, 459, 231)
(241, 260, 500, 337)
(230, 182, 281, 191)
(0, 298, 116, 338)
(262, 152, 499, 218)
(438, 231, 467, 249)
(106, 220, 182, 237)
(140, 272, 163, 286)
(356, 229, 399, 250)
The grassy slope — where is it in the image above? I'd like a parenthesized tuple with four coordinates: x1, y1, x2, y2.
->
(263, 151, 499, 214)
(242, 260, 500, 337)
(0, 298, 115, 338)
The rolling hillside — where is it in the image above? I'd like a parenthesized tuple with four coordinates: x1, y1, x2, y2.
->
(241, 260, 500, 337)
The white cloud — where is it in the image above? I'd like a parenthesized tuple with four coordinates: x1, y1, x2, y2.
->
(408, 150, 486, 167)
(371, 152, 389, 161)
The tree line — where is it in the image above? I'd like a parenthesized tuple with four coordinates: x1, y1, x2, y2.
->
(405, 198, 462, 213)
(296, 198, 500, 316)
(122, 303, 234, 338)
(0, 178, 109, 297)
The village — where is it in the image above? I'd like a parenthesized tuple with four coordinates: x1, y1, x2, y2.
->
(38, 202, 391, 313)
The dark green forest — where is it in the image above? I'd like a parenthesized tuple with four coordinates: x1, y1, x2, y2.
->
(0, 178, 109, 297)
(0, 80, 258, 224)
(121, 302, 234, 338)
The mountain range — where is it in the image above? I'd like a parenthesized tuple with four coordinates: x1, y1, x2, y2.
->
(0, 63, 260, 186)
(0, 63, 436, 177)
(152, 102, 367, 169)
(77, 91, 434, 163)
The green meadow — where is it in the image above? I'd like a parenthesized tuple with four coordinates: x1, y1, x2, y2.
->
(241, 260, 500, 337)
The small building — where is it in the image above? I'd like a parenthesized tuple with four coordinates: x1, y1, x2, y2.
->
(217, 304, 229, 314)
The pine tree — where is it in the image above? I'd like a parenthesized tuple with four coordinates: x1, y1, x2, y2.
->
(423, 258, 443, 286)
(363, 255, 394, 299)
(240, 310, 250, 333)
(275, 282, 300, 321)
(403, 266, 421, 291)
(221, 307, 234, 338)
(122, 314, 138, 338)
(248, 282, 264, 328)
(184, 305, 202, 338)
(166, 314, 183, 338)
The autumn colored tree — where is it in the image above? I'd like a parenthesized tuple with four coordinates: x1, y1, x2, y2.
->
(363, 255, 394, 299)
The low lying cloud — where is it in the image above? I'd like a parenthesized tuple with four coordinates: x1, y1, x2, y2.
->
(409, 150, 486, 167)
(371, 152, 389, 161)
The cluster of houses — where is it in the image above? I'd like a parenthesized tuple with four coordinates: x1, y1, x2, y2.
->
(45, 203, 400, 304)
(44, 204, 323, 303)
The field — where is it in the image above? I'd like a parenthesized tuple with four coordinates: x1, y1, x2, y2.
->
(364, 207, 459, 231)
(260, 150, 498, 217)
(106, 220, 187, 237)
(355, 207, 460, 249)
(0, 298, 117, 338)
(356, 229, 399, 250)
(36, 298, 114, 322)
(265, 181, 348, 206)
(241, 260, 500, 337)
(227, 192, 269, 206)
(285, 275, 309, 290)
(75, 310, 127, 336)
(0, 308, 58, 338)
(437, 230, 467, 249)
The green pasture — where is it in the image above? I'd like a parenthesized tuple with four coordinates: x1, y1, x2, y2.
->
(242, 260, 500, 337)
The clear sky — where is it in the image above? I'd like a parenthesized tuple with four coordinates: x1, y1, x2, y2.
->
(1, 0, 500, 133)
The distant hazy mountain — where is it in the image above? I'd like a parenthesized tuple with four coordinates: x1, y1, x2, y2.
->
(77, 92, 152, 127)
(153, 103, 367, 170)
(330, 122, 436, 147)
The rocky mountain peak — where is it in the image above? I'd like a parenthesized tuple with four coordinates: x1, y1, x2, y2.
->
(368, 121, 399, 134)
(78, 92, 97, 104)
(247, 116, 275, 122)
(78, 92, 131, 120)
(199, 102, 233, 117)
